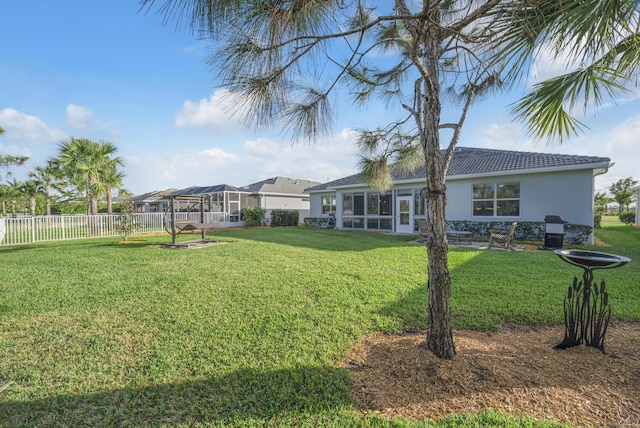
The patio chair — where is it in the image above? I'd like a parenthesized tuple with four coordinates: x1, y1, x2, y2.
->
(416, 219, 429, 243)
(489, 222, 518, 250)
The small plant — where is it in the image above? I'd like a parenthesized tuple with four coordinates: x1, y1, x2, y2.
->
(115, 201, 143, 241)
(594, 213, 602, 229)
(243, 206, 266, 227)
(619, 211, 635, 225)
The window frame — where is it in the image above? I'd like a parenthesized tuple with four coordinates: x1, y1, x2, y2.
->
(321, 194, 336, 215)
(472, 182, 521, 218)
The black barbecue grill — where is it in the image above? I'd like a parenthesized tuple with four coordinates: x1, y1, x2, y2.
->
(543, 215, 568, 249)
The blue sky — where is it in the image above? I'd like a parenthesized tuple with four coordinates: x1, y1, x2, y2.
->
(2, 1, 638, 196)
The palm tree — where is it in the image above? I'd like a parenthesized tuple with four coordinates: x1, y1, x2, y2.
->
(29, 161, 61, 216)
(54, 137, 124, 216)
(5, 178, 23, 216)
(102, 166, 125, 215)
(19, 180, 39, 216)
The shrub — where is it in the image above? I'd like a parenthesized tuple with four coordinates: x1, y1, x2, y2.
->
(243, 207, 266, 227)
(271, 209, 299, 226)
(594, 213, 602, 229)
(115, 201, 144, 241)
(619, 211, 636, 225)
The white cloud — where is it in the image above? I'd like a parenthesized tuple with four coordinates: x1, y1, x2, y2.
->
(121, 129, 360, 195)
(474, 122, 536, 151)
(122, 147, 242, 193)
(241, 129, 360, 183)
(174, 90, 243, 130)
(199, 148, 241, 163)
(594, 114, 640, 192)
(66, 104, 94, 129)
(470, 116, 640, 194)
(0, 108, 65, 143)
(244, 138, 280, 156)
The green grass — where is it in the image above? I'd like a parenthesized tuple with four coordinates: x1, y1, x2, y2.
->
(601, 215, 621, 223)
(1, 225, 638, 426)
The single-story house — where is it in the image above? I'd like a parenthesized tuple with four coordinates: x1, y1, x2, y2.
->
(165, 184, 251, 223)
(242, 176, 321, 222)
(306, 147, 612, 244)
(129, 188, 177, 213)
(128, 177, 319, 226)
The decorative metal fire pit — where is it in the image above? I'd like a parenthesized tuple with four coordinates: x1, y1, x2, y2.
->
(554, 250, 631, 353)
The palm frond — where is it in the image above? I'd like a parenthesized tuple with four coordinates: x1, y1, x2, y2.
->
(513, 62, 627, 141)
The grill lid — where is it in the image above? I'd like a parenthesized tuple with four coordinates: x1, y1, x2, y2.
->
(544, 215, 568, 224)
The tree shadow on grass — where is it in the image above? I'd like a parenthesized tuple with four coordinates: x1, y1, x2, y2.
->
(1, 365, 353, 426)
(204, 227, 416, 252)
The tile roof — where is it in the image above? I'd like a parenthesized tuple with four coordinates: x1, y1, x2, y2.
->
(242, 176, 321, 194)
(306, 147, 610, 191)
(168, 184, 245, 196)
(127, 188, 178, 202)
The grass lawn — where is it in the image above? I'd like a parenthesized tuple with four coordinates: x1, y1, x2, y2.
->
(1, 225, 638, 427)
(601, 215, 621, 223)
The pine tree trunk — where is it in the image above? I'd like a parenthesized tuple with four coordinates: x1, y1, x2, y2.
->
(421, 24, 456, 359)
(425, 188, 455, 358)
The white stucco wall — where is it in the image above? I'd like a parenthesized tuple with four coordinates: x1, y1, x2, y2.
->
(447, 169, 596, 227)
(309, 194, 324, 217)
(259, 195, 310, 210)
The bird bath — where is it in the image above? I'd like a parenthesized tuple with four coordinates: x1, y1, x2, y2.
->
(554, 250, 631, 352)
(555, 249, 630, 269)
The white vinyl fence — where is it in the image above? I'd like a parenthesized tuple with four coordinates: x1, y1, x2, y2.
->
(0, 212, 234, 246)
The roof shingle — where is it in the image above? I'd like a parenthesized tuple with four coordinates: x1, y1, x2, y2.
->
(306, 147, 610, 191)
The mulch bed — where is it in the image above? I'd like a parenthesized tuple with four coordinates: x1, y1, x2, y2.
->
(345, 323, 640, 427)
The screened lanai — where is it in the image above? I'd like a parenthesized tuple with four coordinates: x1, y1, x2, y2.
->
(165, 184, 255, 223)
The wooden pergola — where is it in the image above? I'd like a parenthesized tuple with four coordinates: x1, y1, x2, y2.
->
(166, 194, 218, 245)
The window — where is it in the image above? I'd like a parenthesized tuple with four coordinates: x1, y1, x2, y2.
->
(380, 193, 392, 215)
(353, 193, 365, 215)
(473, 182, 520, 217)
(343, 191, 393, 230)
(367, 194, 379, 215)
(321, 194, 336, 215)
(342, 194, 353, 215)
(367, 192, 392, 216)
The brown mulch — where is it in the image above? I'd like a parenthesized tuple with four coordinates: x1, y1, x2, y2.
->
(345, 323, 640, 427)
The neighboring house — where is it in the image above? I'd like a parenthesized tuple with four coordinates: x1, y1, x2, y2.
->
(127, 177, 319, 226)
(632, 185, 640, 227)
(306, 147, 612, 244)
(166, 184, 251, 223)
(242, 176, 321, 222)
(129, 188, 177, 213)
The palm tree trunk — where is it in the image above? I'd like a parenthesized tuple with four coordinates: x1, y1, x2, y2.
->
(45, 183, 51, 216)
(107, 188, 113, 216)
